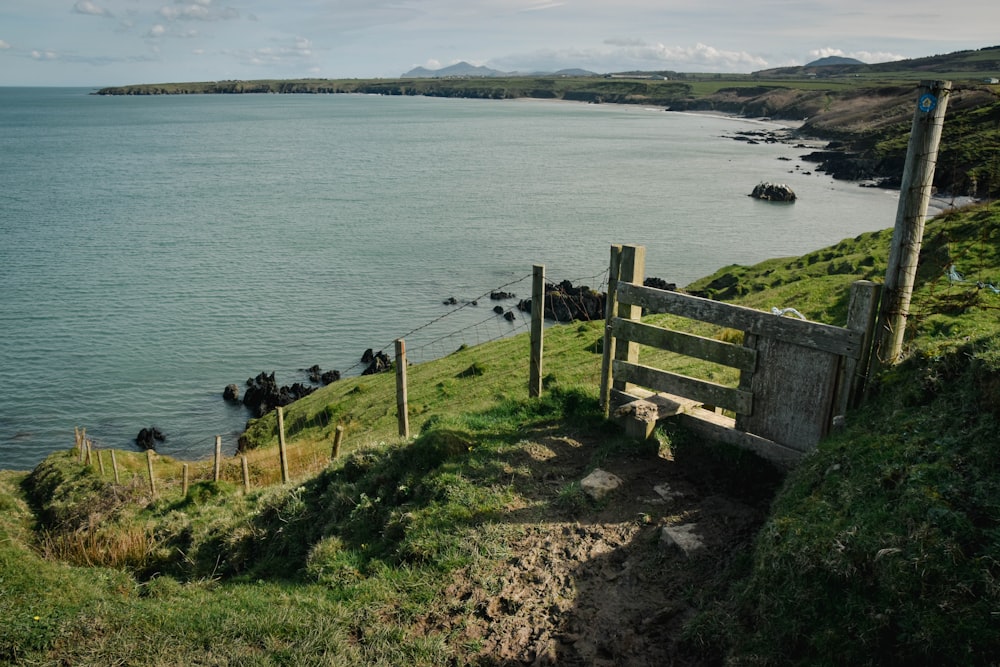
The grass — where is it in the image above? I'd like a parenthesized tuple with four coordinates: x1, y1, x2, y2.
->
(3, 202, 1000, 664)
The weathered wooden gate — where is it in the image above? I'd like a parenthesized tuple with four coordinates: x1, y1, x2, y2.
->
(599, 245, 881, 467)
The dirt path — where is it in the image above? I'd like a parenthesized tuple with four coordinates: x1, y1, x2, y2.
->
(419, 431, 783, 665)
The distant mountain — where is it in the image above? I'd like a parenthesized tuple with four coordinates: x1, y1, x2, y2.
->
(401, 62, 599, 78)
(402, 62, 509, 78)
(805, 56, 866, 67)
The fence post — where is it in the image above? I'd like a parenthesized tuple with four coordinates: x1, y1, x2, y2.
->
(529, 264, 545, 398)
(85, 439, 93, 466)
(96, 450, 106, 477)
(837, 280, 883, 414)
(601, 245, 624, 416)
(110, 449, 120, 484)
(182, 463, 189, 497)
(875, 80, 951, 366)
(146, 449, 156, 496)
(396, 339, 410, 439)
(78, 428, 86, 464)
(241, 455, 250, 493)
(74, 427, 81, 458)
(332, 425, 345, 460)
(277, 406, 290, 484)
(213, 435, 222, 482)
(612, 245, 646, 394)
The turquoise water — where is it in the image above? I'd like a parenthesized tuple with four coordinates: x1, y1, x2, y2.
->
(0, 88, 900, 469)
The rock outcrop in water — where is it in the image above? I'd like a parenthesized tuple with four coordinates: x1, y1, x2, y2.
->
(136, 427, 166, 451)
(749, 182, 797, 202)
(242, 372, 316, 418)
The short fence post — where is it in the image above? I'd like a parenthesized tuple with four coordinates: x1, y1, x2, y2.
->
(396, 339, 410, 439)
(85, 439, 93, 466)
(74, 427, 81, 458)
(241, 455, 250, 493)
(332, 425, 345, 460)
(146, 449, 156, 496)
(600, 245, 623, 416)
(277, 406, 290, 484)
(110, 449, 120, 484)
(182, 463, 189, 497)
(213, 435, 222, 482)
(529, 264, 545, 398)
(78, 428, 86, 464)
(96, 450, 106, 477)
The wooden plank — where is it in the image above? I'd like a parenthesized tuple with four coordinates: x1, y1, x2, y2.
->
(739, 337, 840, 451)
(611, 317, 757, 372)
(616, 282, 860, 358)
(676, 408, 804, 469)
(613, 359, 752, 415)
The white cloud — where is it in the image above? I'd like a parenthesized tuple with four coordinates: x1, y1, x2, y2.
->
(158, 3, 239, 22)
(73, 1, 113, 18)
(0, 40, 10, 50)
(31, 50, 59, 61)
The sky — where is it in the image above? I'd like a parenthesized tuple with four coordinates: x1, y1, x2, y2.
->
(1, 0, 998, 87)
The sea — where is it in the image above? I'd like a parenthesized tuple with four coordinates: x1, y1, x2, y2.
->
(0, 86, 904, 470)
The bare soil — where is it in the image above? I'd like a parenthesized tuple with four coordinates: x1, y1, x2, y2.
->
(418, 428, 784, 666)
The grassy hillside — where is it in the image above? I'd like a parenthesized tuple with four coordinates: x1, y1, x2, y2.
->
(3, 202, 1000, 664)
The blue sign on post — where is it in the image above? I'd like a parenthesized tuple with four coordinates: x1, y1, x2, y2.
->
(918, 93, 938, 113)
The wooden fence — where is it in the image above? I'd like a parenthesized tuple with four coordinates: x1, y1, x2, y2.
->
(599, 244, 881, 467)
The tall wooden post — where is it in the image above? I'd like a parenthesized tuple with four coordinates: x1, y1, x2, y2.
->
(78, 428, 86, 464)
(600, 245, 623, 416)
(529, 264, 545, 398)
(277, 406, 290, 484)
(181, 463, 189, 497)
(96, 450, 106, 477)
(213, 435, 222, 482)
(612, 245, 646, 394)
(876, 80, 951, 365)
(395, 339, 410, 439)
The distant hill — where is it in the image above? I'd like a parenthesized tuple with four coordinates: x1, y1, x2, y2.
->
(805, 56, 866, 67)
(757, 44, 1000, 78)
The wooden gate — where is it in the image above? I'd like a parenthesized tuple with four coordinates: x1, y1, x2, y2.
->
(599, 245, 881, 467)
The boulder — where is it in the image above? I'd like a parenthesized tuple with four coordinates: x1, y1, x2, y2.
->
(749, 181, 797, 202)
(581, 468, 623, 500)
(660, 523, 706, 558)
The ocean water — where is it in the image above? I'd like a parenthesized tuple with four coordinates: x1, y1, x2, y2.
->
(0, 87, 901, 469)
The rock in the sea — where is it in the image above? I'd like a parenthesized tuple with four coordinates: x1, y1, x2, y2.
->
(223, 384, 240, 402)
(749, 181, 797, 202)
(242, 371, 316, 417)
(136, 427, 166, 450)
(320, 370, 341, 385)
(362, 350, 392, 376)
(517, 279, 606, 322)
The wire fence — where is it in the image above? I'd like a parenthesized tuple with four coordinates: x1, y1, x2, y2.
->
(74, 262, 615, 482)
